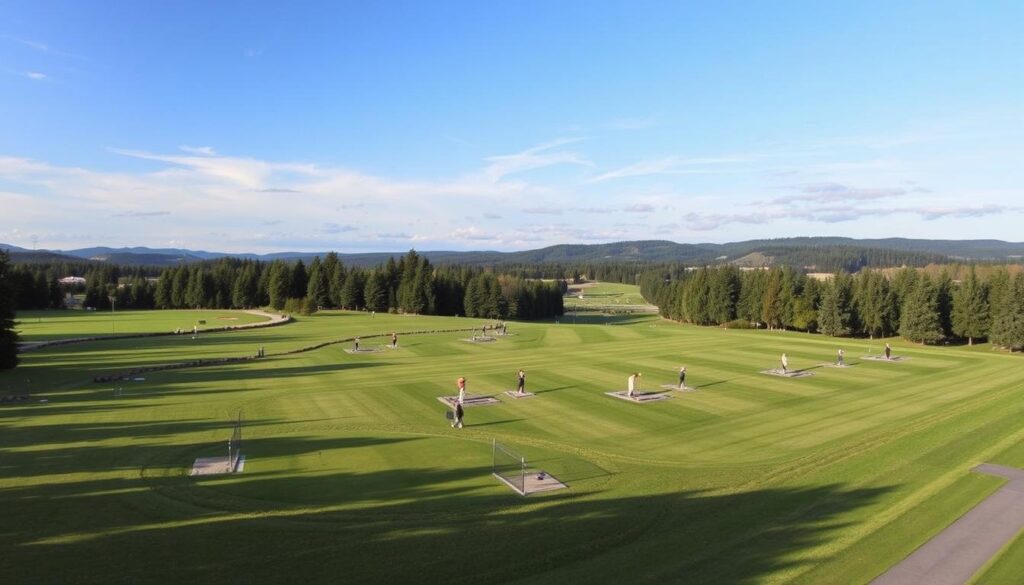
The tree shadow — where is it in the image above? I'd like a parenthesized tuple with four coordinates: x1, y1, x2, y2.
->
(0, 437, 897, 585)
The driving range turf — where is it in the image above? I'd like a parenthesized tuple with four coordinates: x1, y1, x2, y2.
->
(2, 308, 1024, 584)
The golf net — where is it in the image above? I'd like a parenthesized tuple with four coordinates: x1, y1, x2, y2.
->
(227, 410, 243, 473)
(492, 439, 526, 495)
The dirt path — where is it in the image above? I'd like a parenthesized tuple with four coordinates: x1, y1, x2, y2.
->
(870, 463, 1024, 585)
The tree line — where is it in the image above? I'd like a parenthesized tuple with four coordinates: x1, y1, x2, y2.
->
(640, 265, 1024, 350)
(7, 250, 565, 322)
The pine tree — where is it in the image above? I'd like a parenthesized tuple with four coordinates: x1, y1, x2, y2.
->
(363, 271, 389, 312)
(817, 277, 851, 336)
(339, 268, 365, 310)
(761, 268, 785, 330)
(267, 261, 291, 310)
(322, 252, 343, 307)
(306, 257, 330, 309)
(990, 273, 1024, 351)
(951, 267, 988, 345)
(899, 275, 944, 344)
(290, 260, 309, 300)
(0, 250, 19, 370)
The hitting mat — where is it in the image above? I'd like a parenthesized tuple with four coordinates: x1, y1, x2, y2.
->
(760, 369, 815, 378)
(862, 355, 908, 362)
(190, 455, 245, 476)
(344, 347, 384, 354)
(605, 391, 672, 403)
(437, 394, 501, 407)
(461, 336, 497, 343)
(661, 384, 698, 392)
(524, 471, 568, 494)
(503, 390, 536, 399)
(821, 363, 854, 368)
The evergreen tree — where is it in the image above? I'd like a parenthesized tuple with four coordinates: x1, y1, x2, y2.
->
(899, 275, 944, 344)
(339, 268, 366, 309)
(267, 261, 291, 310)
(951, 267, 988, 345)
(986, 268, 1011, 335)
(306, 257, 330, 309)
(817, 277, 852, 336)
(290, 260, 309, 300)
(990, 273, 1024, 351)
(0, 251, 19, 370)
(322, 252, 343, 307)
(232, 264, 258, 308)
(363, 271, 389, 312)
(790, 277, 820, 332)
(761, 268, 785, 329)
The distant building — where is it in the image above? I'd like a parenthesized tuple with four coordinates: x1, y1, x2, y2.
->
(58, 276, 87, 285)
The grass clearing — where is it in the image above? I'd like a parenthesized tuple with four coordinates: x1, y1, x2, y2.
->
(14, 309, 269, 342)
(1, 308, 1023, 583)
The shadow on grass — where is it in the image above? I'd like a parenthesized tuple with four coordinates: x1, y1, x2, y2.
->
(1, 435, 897, 585)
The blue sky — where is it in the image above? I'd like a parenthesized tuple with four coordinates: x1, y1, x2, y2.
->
(2, 1, 1022, 252)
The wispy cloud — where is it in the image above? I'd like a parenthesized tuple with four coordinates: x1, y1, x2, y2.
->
(25, 71, 47, 81)
(243, 48, 264, 58)
(113, 211, 171, 218)
(769, 182, 907, 204)
(623, 204, 655, 213)
(482, 212, 503, 219)
(481, 138, 592, 183)
(260, 187, 302, 193)
(179, 145, 217, 156)
(320, 222, 357, 234)
(589, 154, 754, 183)
(522, 206, 564, 215)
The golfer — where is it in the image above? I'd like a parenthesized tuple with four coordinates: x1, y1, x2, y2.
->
(884, 343, 892, 360)
(354, 336, 360, 351)
(457, 376, 467, 405)
(627, 372, 641, 398)
(451, 401, 464, 429)
(781, 353, 789, 374)
(678, 366, 687, 389)
(837, 348, 844, 366)
(516, 369, 526, 395)
(391, 332, 398, 348)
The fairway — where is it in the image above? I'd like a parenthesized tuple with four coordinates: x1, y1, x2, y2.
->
(2, 309, 1024, 584)
(14, 309, 270, 342)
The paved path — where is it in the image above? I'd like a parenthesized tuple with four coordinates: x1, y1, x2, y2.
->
(870, 463, 1024, 585)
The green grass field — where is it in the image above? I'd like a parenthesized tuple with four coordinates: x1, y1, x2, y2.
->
(2, 305, 1023, 584)
(565, 281, 652, 308)
(14, 309, 269, 342)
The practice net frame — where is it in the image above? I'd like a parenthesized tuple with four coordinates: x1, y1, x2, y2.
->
(227, 410, 243, 473)
(492, 439, 526, 496)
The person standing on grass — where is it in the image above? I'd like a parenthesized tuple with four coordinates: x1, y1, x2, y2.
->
(884, 343, 892, 360)
(354, 336, 360, 351)
(837, 348, 844, 366)
(781, 353, 789, 374)
(516, 369, 526, 395)
(451, 400, 464, 429)
(457, 376, 467, 404)
(391, 332, 398, 349)
(627, 372, 641, 397)
(678, 366, 687, 389)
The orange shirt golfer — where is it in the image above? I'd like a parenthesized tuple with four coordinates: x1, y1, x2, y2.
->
(457, 377, 467, 404)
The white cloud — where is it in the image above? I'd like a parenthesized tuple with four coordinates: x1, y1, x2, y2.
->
(481, 138, 593, 183)
(25, 71, 47, 80)
(589, 154, 754, 183)
(179, 145, 217, 156)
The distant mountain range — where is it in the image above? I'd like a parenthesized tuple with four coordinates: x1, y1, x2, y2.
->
(3, 237, 1024, 269)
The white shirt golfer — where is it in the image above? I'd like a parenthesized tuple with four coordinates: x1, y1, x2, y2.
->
(781, 353, 789, 373)
(627, 373, 640, 397)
